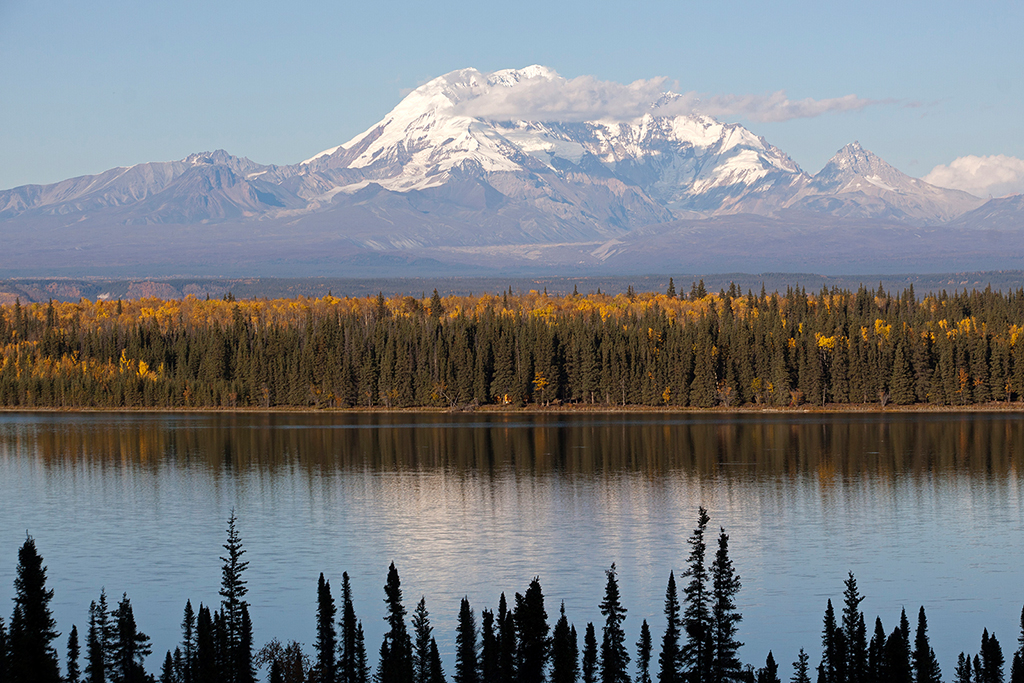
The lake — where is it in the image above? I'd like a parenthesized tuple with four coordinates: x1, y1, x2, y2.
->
(1, 411, 1022, 679)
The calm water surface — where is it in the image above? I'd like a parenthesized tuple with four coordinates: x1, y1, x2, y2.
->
(1, 411, 1022, 678)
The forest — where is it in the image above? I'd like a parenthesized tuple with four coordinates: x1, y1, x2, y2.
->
(1, 509, 1019, 683)
(2, 281, 1024, 410)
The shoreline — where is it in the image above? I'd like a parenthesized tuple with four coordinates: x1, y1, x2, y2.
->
(2, 402, 1023, 415)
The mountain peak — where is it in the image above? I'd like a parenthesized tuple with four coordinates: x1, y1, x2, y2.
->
(812, 141, 909, 192)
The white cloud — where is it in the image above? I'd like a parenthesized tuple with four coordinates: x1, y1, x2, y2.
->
(454, 70, 882, 124)
(456, 74, 670, 122)
(923, 155, 1024, 198)
(675, 91, 885, 123)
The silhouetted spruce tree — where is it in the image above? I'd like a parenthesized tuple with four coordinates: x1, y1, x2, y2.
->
(159, 651, 174, 683)
(883, 621, 911, 683)
(354, 622, 370, 683)
(86, 591, 112, 683)
(756, 652, 780, 683)
(791, 649, 811, 683)
(111, 593, 151, 683)
(658, 572, 682, 683)
(682, 508, 712, 683)
(180, 600, 196, 683)
(551, 603, 579, 683)
(194, 605, 216, 683)
(480, 609, 499, 683)
(954, 653, 972, 683)
(265, 655, 282, 683)
(841, 574, 866, 683)
(238, 604, 255, 683)
(412, 598, 434, 683)
(599, 564, 629, 683)
(711, 529, 742, 683)
(428, 638, 446, 683)
(340, 572, 359, 683)
(67, 624, 81, 683)
(219, 511, 250, 681)
(913, 607, 941, 683)
(867, 618, 886, 683)
(980, 629, 1004, 683)
(496, 594, 516, 683)
(515, 578, 549, 683)
(316, 574, 338, 683)
(454, 598, 478, 683)
(636, 620, 652, 683)
(8, 535, 61, 683)
(379, 563, 413, 683)
(820, 600, 844, 683)
(583, 624, 598, 683)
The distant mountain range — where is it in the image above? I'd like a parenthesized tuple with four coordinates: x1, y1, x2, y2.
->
(2, 66, 1021, 276)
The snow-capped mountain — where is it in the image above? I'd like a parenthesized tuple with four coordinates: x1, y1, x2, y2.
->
(299, 66, 807, 220)
(2, 65, 1019, 276)
(789, 142, 984, 223)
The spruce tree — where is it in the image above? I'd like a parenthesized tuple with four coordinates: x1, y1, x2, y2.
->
(496, 594, 516, 683)
(379, 563, 413, 683)
(111, 593, 151, 683)
(8, 535, 61, 683)
(867, 618, 886, 683)
(412, 598, 434, 683)
(658, 572, 681, 683)
(180, 600, 196, 683)
(515, 578, 549, 683)
(340, 573, 359, 683)
(791, 649, 811, 683)
(428, 638, 446, 683)
(454, 598, 479, 683)
(913, 607, 941, 683)
(954, 652, 972, 683)
(820, 600, 844, 683)
(354, 622, 370, 683)
(159, 651, 175, 683)
(682, 508, 712, 683)
(238, 604, 255, 683)
(551, 603, 579, 683)
(841, 574, 865, 683)
(316, 574, 338, 683)
(980, 629, 1004, 683)
(883, 623, 911, 683)
(711, 529, 742, 683)
(481, 609, 499, 683)
(86, 592, 112, 683)
(583, 624, 598, 683)
(636, 620, 652, 683)
(599, 564, 629, 683)
(67, 625, 81, 683)
(194, 605, 216, 683)
(757, 652, 780, 683)
(219, 511, 249, 681)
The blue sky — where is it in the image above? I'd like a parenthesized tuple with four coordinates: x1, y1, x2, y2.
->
(2, 0, 1023, 193)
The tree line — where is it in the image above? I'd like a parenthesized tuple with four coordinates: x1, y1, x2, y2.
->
(2, 281, 1024, 409)
(2, 509, 1022, 683)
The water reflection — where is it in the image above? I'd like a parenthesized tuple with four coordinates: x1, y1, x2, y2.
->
(2, 412, 1021, 476)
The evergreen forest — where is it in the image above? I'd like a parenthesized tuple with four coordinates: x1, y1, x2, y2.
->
(2, 282, 1024, 410)
(1, 509, 1020, 683)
